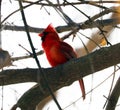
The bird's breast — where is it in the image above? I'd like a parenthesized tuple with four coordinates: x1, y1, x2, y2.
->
(44, 43, 68, 67)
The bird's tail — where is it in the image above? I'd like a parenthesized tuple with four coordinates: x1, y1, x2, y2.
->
(79, 79, 86, 100)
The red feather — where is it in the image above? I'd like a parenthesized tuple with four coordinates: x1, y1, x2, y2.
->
(39, 24, 86, 100)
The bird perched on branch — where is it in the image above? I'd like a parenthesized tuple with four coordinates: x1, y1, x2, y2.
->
(38, 24, 86, 100)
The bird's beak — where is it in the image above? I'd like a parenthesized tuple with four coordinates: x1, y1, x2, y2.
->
(38, 33, 43, 37)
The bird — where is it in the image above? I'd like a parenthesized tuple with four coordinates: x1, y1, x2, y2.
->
(38, 24, 85, 100)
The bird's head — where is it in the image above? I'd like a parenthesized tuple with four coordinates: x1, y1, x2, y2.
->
(38, 24, 60, 42)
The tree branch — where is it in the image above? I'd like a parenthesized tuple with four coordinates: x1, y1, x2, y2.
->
(11, 50, 44, 61)
(0, 43, 120, 86)
(0, 43, 119, 109)
(2, 17, 120, 34)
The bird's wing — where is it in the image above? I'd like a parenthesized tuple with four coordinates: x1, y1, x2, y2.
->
(59, 41, 77, 60)
(47, 41, 77, 66)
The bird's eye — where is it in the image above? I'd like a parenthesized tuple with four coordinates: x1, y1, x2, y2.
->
(43, 32, 48, 36)
(41, 32, 48, 41)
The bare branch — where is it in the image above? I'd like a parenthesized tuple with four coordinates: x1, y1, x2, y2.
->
(2, 17, 120, 34)
(11, 50, 44, 61)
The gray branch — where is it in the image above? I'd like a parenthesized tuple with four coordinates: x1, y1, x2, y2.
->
(2, 18, 120, 34)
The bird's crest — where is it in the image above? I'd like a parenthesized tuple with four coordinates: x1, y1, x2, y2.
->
(45, 24, 56, 33)
(38, 24, 57, 37)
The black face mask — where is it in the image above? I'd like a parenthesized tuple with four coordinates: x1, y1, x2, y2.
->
(41, 32, 49, 42)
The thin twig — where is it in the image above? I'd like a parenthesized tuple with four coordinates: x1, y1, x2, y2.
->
(11, 50, 44, 61)
(22, 0, 120, 6)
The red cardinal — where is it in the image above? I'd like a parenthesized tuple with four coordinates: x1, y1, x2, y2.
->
(38, 24, 85, 100)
